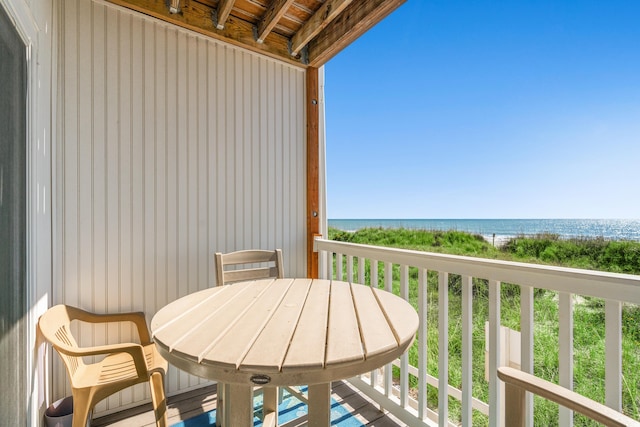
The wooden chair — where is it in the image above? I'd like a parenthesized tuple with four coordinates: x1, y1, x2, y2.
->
(216, 249, 284, 286)
(38, 305, 168, 427)
(215, 249, 284, 286)
(498, 367, 640, 426)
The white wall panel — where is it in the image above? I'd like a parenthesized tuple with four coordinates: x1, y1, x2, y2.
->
(56, 0, 307, 415)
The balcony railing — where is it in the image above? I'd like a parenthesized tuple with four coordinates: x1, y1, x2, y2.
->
(314, 238, 640, 427)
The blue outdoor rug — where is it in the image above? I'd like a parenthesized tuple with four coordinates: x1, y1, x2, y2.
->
(171, 387, 363, 427)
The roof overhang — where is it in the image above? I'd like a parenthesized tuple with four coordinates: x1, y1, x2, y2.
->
(107, 0, 406, 68)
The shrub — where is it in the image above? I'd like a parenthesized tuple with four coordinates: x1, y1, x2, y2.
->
(501, 235, 640, 274)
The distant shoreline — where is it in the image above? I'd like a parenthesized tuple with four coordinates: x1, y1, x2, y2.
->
(327, 218, 640, 242)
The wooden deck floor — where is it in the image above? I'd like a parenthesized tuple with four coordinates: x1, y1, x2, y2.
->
(92, 381, 405, 427)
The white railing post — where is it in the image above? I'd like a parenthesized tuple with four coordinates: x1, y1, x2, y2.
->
(327, 251, 334, 279)
(418, 268, 428, 421)
(370, 259, 379, 289)
(347, 255, 354, 283)
(520, 285, 534, 427)
(384, 261, 393, 398)
(461, 275, 473, 426)
(488, 279, 502, 427)
(400, 265, 410, 408)
(438, 272, 449, 427)
(605, 299, 622, 411)
(370, 259, 379, 388)
(558, 292, 574, 427)
(318, 249, 327, 280)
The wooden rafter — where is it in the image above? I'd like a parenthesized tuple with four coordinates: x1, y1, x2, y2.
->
(290, 0, 353, 57)
(107, 0, 305, 67)
(169, 0, 180, 14)
(106, 0, 407, 67)
(307, 0, 405, 66)
(257, 0, 296, 43)
(216, 0, 235, 29)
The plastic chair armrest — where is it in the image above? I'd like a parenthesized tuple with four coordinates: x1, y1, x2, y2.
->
(57, 342, 148, 378)
(75, 311, 152, 344)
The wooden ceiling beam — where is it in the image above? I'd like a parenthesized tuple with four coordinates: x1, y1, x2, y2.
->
(307, 0, 406, 67)
(107, 0, 306, 67)
(216, 0, 236, 29)
(257, 0, 296, 43)
(290, 0, 354, 57)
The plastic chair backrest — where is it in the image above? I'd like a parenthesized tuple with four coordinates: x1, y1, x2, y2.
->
(38, 305, 86, 380)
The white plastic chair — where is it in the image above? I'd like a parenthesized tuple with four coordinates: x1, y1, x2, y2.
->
(38, 305, 168, 427)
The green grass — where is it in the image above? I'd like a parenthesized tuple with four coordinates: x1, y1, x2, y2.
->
(502, 233, 640, 274)
(328, 227, 640, 425)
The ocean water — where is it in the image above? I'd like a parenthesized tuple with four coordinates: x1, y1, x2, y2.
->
(328, 219, 640, 242)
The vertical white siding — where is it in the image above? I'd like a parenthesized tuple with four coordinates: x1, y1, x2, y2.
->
(56, 0, 307, 414)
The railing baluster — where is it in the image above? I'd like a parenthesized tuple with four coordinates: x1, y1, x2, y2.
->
(327, 251, 331, 280)
(438, 272, 449, 427)
(605, 299, 622, 411)
(461, 275, 473, 426)
(558, 292, 574, 427)
(318, 250, 327, 280)
(384, 261, 393, 398)
(370, 260, 379, 388)
(347, 255, 354, 283)
(488, 279, 501, 427)
(358, 256, 365, 285)
(521, 285, 534, 427)
(336, 253, 343, 281)
(371, 259, 379, 289)
(400, 265, 409, 408)
(384, 262, 393, 294)
(418, 268, 428, 420)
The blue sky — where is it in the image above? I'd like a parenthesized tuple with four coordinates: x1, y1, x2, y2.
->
(323, 0, 640, 219)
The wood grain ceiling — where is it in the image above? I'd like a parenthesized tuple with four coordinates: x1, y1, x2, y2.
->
(107, 0, 406, 67)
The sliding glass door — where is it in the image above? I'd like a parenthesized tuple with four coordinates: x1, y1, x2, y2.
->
(0, 4, 28, 424)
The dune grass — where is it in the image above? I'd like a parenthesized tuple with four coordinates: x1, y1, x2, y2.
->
(328, 227, 640, 425)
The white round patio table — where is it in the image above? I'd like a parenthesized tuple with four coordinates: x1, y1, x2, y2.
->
(151, 278, 418, 427)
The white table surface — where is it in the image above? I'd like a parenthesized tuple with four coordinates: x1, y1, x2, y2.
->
(151, 278, 418, 427)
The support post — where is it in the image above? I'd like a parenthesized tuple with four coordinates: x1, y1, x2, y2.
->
(306, 67, 320, 278)
(504, 382, 526, 427)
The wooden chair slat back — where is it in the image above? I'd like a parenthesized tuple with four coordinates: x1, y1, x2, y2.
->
(215, 249, 284, 286)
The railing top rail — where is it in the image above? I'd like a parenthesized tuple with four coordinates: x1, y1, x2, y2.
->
(315, 238, 640, 305)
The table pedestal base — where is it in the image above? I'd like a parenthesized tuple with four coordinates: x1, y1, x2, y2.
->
(224, 384, 253, 426)
(217, 384, 280, 427)
(308, 383, 331, 427)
